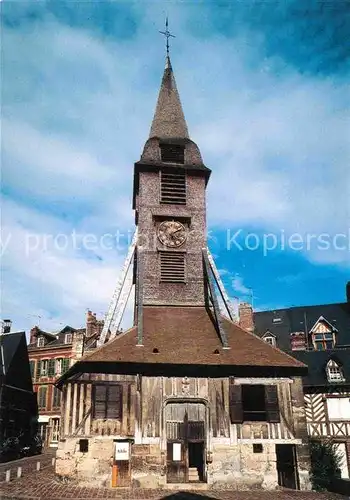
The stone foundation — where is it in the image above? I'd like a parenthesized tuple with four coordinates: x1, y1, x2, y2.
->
(56, 438, 312, 490)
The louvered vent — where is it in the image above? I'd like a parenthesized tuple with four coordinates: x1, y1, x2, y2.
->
(160, 252, 185, 283)
(160, 144, 185, 164)
(161, 172, 186, 205)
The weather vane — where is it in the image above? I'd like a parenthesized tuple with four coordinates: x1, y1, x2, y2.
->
(159, 17, 175, 56)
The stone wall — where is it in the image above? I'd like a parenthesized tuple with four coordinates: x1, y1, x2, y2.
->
(209, 442, 277, 490)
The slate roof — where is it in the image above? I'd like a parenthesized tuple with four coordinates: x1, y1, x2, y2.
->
(0, 332, 35, 393)
(149, 56, 189, 140)
(56, 306, 306, 387)
(254, 300, 350, 386)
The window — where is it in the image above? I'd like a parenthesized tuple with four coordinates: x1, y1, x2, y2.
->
(160, 144, 185, 164)
(264, 336, 276, 347)
(229, 382, 280, 423)
(326, 397, 350, 420)
(160, 171, 186, 204)
(52, 387, 61, 408)
(56, 358, 63, 375)
(272, 318, 282, 324)
(93, 384, 123, 420)
(37, 337, 45, 347)
(253, 444, 263, 453)
(40, 360, 48, 376)
(79, 439, 89, 453)
(38, 386, 47, 409)
(242, 385, 267, 421)
(48, 359, 55, 377)
(160, 252, 185, 283)
(29, 360, 35, 378)
(313, 332, 334, 351)
(326, 360, 345, 383)
(65, 333, 72, 344)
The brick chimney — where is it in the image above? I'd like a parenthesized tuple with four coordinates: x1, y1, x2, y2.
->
(347, 281, 350, 303)
(29, 325, 39, 344)
(86, 310, 104, 339)
(239, 302, 254, 332)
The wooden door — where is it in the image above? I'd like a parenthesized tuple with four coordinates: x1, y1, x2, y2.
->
(165, 402, 206, 483)
(276, 444, 299, 490)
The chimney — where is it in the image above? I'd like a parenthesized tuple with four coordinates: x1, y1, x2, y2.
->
(347, 282, 350, 303)
(86, 310, 104, 339)
(2, 319, 12, 334)
(239, 302, 254, 332)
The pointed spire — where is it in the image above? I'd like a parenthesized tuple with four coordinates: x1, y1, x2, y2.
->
(149, 56, 189, 140)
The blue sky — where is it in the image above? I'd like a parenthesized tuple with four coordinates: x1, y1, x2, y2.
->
(1, 0, 349, 333)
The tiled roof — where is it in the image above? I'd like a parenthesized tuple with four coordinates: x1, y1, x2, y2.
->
(81, 306, 305, 370)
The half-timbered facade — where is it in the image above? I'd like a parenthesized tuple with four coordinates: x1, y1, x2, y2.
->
(55, 54, 311, 491)
(255, 286, 350, 479)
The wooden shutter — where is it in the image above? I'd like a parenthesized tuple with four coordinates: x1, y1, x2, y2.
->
(160, 171, 186, 204)
(30, 360, 35, 378)
(106, 385, 123, 420)
(94, 385, 107, 419)
(48, 359, 55, 377)
(265, 385, 280, 423)
(229, 382, 243, 423)
(38, 386, 47, 408)
(62, 358, 70, 373)
(36, 360, 41, 379)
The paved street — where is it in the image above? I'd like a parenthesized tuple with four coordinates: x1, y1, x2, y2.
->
(0, 467, 347, 500)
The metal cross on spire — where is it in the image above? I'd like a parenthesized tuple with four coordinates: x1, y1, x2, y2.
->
(159, 17, 175, 56)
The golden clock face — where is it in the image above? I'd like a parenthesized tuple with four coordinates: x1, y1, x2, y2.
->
(157, 220, 187, 248)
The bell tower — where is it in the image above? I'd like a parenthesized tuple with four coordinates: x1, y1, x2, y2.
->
(133, 55, 211, 307)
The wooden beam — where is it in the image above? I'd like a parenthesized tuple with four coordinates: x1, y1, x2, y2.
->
(64, 383, 72, 436)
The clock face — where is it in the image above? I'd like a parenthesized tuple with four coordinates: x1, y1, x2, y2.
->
(157, 220, 187, 248)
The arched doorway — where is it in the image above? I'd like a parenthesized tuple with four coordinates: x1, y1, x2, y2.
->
(165, 401, 207, 483)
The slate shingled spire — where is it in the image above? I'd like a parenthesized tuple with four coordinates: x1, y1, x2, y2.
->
(149, 56, 189, 139)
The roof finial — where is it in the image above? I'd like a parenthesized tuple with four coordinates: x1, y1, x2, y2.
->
(159, 16, 175, 56)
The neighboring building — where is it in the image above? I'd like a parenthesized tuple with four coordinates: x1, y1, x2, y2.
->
(254, 283, 350, 479)
(28, 311, 103, 447)
(0, 321, 38, 447)
(55, 55, 311, 491)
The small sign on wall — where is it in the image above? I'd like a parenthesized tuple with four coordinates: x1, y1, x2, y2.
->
(173, 442, 181, 461)
(115, 441, 130, 461)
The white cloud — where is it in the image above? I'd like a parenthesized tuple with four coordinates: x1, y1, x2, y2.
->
(2, 6, 349, 333)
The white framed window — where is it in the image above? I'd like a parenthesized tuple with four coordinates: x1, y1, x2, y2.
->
(65, 333, 72, 344)
(264, 336, 276, 347)
(40, 359, 48, 376)
(326, 397, 350, 420)
(37, 337, 45, 347)
(56, 358, 63, 375)
(326, 359, 345, 383)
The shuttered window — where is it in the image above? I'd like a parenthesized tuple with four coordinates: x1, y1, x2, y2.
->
(48, 358, 55, 377)
(160, 172, 186, 205)
(30, 360, 35, 379)
(52, 387, 61, 408)
(93, 384, 123, 420)
(160, 144, 185, 164)
(61, 358, 70, 373)
(160, 252, 185, 283)
(36, 360, 41, 379)
(38, 386, 47, 409)
(229, 383, 280, 423)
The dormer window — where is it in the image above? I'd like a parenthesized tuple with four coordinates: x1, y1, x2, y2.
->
(37, 337, 45, 347)
(160, 144, 184, 164)
(65, 333, 72, 344)
(310, 316, 337, 351)
(264, 336, 276, 347)
(326, 359, 345, 383)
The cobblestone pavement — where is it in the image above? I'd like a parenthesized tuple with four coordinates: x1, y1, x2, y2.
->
(0, 469, 347, 500)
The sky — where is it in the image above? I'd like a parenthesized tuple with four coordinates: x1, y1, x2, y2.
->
(1, 0, 349, 334)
